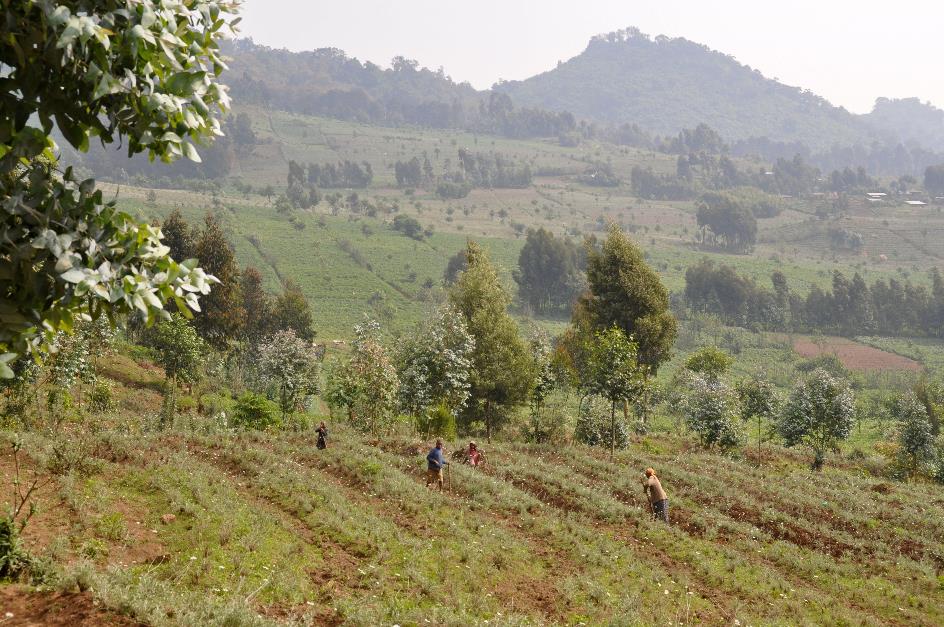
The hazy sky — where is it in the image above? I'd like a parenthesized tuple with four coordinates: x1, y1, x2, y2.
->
(240, 0, 942, 114)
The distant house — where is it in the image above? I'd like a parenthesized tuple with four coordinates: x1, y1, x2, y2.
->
(867, 192, 887, 198)
(905, 200, 927, 206)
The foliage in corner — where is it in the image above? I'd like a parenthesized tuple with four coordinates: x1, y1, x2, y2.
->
(0, 1, 241, 373)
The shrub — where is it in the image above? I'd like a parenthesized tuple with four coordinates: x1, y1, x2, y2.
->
(525, 397, 569, 444)
(231, 393, 280, 431)
(684, 376, 744, 451)
(0, 517, 32, 581)
(894, 392, 936, 477)
(199, 393, 234, 418)
(418, 403, 457, 441)
(87, 380, 117, 413)
(575, 396, 629, 449)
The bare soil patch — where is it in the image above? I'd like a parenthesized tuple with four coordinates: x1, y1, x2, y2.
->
(792, 336, 921, 372)
(0, 586, 142, 626)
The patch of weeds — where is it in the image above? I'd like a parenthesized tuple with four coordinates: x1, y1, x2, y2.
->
(95, 512, 128, 542)
(80, 538, 109, 561)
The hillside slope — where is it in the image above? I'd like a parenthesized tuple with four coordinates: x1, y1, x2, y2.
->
(10, 424, 943, 625)
(495, 29, 876, 150)
(863, 98, 944, 153)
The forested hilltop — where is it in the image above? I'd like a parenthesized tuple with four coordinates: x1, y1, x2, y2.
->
(494, 28, 875, 150)
(864, 97, 944, 153)
(58, 32, 944, 181)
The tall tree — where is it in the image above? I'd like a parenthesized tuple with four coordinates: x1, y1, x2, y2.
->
(924, 164, 944, 196)
(579, 223, 677, 372)
(241, 267, 274, 345)
(449, 242, 535, 440)
(274, 280, 315, 341)
(161, 209, 196, 263)
(193, 213, 244, 350)
(513, 228, 584, 314)
(0, 1, 236, 372)
(696, 193, 757, 253)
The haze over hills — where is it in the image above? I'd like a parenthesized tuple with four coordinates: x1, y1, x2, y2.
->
(494, 28, 877, 150)
(221, 29, 944, 171)
(864, 97, 944, 153)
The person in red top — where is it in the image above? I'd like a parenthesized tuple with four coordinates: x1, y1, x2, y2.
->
(466, 441, 482, 467)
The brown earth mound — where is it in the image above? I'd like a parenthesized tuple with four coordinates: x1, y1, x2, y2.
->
(0, 586, 142, 626)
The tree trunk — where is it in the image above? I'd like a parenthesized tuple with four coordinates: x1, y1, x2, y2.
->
(610, 400, 616, 459)
(485, 399, 492, 443)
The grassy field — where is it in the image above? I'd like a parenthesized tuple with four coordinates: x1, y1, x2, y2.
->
(98, 106, 944, 338)
(7, 418, 943, 626)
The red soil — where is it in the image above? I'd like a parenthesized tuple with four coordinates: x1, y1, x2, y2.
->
(0, 586, 142, 626)
(792, 337, 922, 372)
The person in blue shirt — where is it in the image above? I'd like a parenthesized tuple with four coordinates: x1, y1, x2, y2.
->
(425, 438, 449, 491)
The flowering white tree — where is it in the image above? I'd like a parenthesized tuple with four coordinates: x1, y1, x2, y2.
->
(895, 392, 937, 477)
(684, 375, 744, 452)
(396, 306, 474, 427)
(256, 329, 320, 419)
(779, 369, 856, 470)
(325, 320, 400, 435)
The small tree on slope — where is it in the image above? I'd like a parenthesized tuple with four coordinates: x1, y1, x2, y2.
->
(684, 375, 744, 452)
(256, 329, 320, 422)
(895, 392, 937, 478)
(325, 320, 399, 436)
(779, 369, 856, 470)
(583, 327, 648, 458)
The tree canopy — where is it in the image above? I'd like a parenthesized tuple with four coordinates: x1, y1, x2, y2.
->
(0, 1, 239, 374)
(449, 242, 535, 439)
(578, 223, 677, 372)
(513, 228, 584, 315)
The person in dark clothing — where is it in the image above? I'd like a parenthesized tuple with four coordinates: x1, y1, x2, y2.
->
(642, 467, 669, 523)
(316, 421, 328, 450)
(426, 438, 448, 491)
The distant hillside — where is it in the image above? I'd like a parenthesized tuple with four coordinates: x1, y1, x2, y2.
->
(223, 39, 575, 139)
(225, 39, 480, 128)
(863, 97, 944, 153)
(495, 28, 877, 151)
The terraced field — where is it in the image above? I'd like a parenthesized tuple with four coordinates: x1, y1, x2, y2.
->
(12, 425, 943, 626)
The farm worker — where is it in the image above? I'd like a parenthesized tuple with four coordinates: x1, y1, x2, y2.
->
(466, 441, 482, 467)
(642, 467, 669, 523)
(426, 438, 449, 491)
(316, 421, 328, 450)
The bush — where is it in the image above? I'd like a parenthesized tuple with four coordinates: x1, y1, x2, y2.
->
(935, 444, 944, 485)
(684, 376, 744, 451)
(231, 393, 280, 431)
(435, 181, 472, 199)
(87, 380, 117, 413)
(0, 517, 32, 581)
(525, 397, 569, 444)
(418, 404, 456, 441)
(575, 396, 629, 449)
(199, 393, 234, 418)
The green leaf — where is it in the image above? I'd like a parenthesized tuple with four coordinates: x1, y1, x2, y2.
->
(181, 141, 202, 163)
